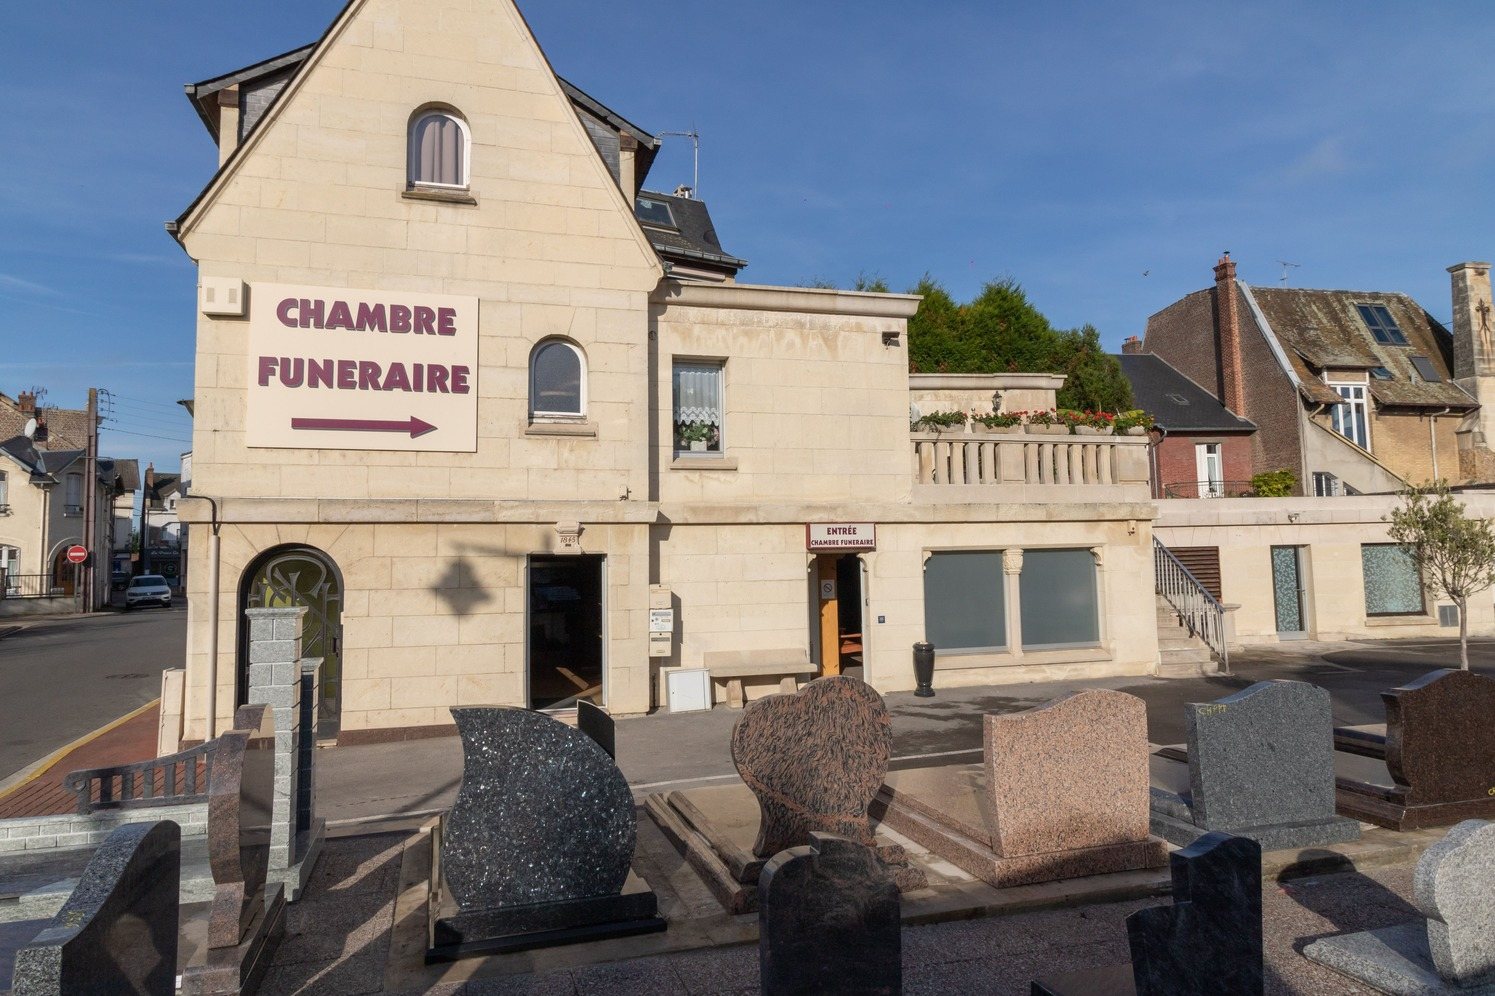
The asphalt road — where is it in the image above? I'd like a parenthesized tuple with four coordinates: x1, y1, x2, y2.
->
(0, 606, 186, 782)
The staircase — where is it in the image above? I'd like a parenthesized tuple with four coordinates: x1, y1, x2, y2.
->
(1155, 597, 1220, 677)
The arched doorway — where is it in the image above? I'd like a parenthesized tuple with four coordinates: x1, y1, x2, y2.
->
(240, 545, 344, 738)
(50, 542, 80, 596)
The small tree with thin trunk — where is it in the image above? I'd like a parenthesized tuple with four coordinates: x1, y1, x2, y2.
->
(1386, 483, 1495, 670)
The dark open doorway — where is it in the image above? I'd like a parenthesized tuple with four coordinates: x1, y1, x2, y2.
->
(528, 555, 605, 710)
(815, 553, 865, 678)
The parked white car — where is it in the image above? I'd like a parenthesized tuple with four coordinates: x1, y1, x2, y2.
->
(124, 574, 172, 610)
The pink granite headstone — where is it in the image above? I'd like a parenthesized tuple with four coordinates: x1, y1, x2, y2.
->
(986, 689, 1152, 857)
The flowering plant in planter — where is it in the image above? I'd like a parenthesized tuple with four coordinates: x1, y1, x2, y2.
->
(1024, 409, 1061, 426)
(1112, 409, 1153, 434)
(675, 420, 717, 450)
(912, 410, 969, 432)
(973, 411, 1024, 429)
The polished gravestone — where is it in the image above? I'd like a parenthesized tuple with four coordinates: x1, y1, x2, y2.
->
(1031, 832, 1264, 996)
(1305, 819, 1495, 994)
(877, 689, 1168, 887)
(759, 833, 900, 996)
(10, 820, 181, 996)
(576, 700, 615, 761)
(183, 704, 285, 996)
(426, 707, 664, 961)
(1149, 680, 1360, 851)
(1335, 669, 1495, 830)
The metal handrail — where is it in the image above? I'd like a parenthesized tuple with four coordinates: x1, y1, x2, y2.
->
(63, 738, 221, 815)
(1153, 538, 1230, 672)
(0, 573, 57, 599)
(1161, 480, 1258, 499)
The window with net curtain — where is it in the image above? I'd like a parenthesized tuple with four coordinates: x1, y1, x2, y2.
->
(408, 110, 467, 188)
(530, 340, 584, 417)
(672, 361, 724, 453)
(1361, 544, 1424, 616)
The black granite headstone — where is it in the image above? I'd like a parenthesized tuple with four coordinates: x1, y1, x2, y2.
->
(1031, 832, 1263, 996)
(759, 833, 900, 996)
(11, 821, 181, 996)
(576, 700, 615, 761)
(428, 707, 664, 960)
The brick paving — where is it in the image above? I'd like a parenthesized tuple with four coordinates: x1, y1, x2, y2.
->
(0, 703, 159, 819)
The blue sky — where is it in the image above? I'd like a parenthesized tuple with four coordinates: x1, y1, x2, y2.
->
(3, 1, 1495, 472)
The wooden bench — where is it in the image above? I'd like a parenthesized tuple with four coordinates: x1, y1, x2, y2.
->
(701, 653, 819, 709)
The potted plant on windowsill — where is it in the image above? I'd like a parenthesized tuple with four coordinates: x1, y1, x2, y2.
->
(1024, 409, 1068, 435)
(1113, 409, 1152, 436)
(1073, 410, 1115, 436)
(972, 411, 1023, 434)
(676, 420, 715, 452)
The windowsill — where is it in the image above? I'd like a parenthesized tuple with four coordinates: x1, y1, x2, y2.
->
(670, 455, 738, 471)
(1363, 614, 1437, 627)
(933, 644, 1109, 669)
(401, 186, 478, 206)
(524, 420, 597, 438)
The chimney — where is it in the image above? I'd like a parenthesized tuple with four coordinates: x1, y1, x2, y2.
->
(217, 86, 241, 166)
(16, 391, 35, 415)
(618, 133, 638, 207)
(145, 462, 155, 498)
(1213, 253, 1246, 415)
(1121, 335, 1144, 355)
(1448, 261, 1492, 381)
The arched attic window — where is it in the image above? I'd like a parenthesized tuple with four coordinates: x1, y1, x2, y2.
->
(530, 340, 586, 418)
(408, 108, 470, 189)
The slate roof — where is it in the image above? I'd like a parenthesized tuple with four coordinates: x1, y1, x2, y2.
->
(635, 190, 746, 274)
(1116, 353, 1256, 433)
(0, 394, 90, 451)
(1248, 287, 1474, 410)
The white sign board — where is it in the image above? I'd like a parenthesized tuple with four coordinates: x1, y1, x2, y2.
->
(806, 522, 877, 551)
(246, 283, 479, 452)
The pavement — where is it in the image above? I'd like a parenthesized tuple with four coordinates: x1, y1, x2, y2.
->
(0, 701, 160, 818)
(0, 604, 184, 783)
(318, 636, 1489, 826)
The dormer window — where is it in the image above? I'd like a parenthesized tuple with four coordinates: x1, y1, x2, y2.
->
(635, 197, 677, 230)
(408, 109, 469, 189)
(1356, 304, 1409, 346)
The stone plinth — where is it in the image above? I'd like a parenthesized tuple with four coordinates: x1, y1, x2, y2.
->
(427, 707, 663, 960)
(1305, 819, 1495, 994)
(1032, 832, 1264, 996)
(759, 833, 900, 996)
(1150, 680, 1360, 851)
(244, 607, 324, 900)
(877, 690, 1167, 888)
(11, 821, 181, 996)
(1336, 669, 1495, 830)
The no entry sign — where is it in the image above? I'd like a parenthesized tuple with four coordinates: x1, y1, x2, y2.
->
(65, 545, 88, 565)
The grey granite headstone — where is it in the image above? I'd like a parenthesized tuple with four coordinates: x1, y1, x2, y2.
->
(759, 833, 900, 996)
(429, 707, 664, 959)
(1031, 832, 1263, 996)
(11, 821, 181, 996)
(576, 700, 615, 761)
(1305, 819, 1495, 994)
(1149, 680, 1360, 851)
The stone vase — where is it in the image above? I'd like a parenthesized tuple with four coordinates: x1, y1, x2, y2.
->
(688, 439, 707, 452)
(1124, 426, 1148, 436)
(1074, 425, 1113, 436)
(1025, 423, 1068, 435)
(973, 424, 1022, 435)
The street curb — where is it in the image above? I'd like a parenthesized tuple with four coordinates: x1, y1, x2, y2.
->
(0, 698, 161, 801)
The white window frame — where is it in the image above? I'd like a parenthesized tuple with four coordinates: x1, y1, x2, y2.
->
(1195, 442, 1224, 498)
(1328, 382, 1371, 452)
(529, 339, 587, 419)
(407, 109, 471, 191)
(64, 473, 83, 515)
(0, 469, 8, 509)
(672, 359, 726, 456)
(1, 544, 18, 581)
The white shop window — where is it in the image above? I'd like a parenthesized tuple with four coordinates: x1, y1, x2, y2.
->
(529, 339, 586, 418)
(64, 473, 83, 514)
(1329, 383, 1370, 451)
(1019, 548, 1101, 649)
(1195, 442, 1224, 498)
(672, 360, 724, 454)
(408, 108, 470, 189)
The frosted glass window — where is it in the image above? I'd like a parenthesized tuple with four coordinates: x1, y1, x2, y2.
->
(672, 361, 724, 453)
(1020, 548, 1100, 648)
(923, 551, 1005, 652)
(409, 111, 467, 188)
(1362, 544, 1424, 616)
(530, 340, 584, 416)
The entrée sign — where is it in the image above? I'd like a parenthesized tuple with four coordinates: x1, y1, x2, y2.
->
(246, 283, 479, 452)
(806, 522, 877, 551)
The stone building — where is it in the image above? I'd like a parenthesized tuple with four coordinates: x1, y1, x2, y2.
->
(1144, 254, 1492, 495)
(168, 0, 1166, 743)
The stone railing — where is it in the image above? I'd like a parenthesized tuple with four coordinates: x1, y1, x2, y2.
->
(910, 430, 1150, 495)
(64, 737, 220, 815)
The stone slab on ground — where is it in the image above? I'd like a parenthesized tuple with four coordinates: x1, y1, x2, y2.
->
(1305, 923, 1495, 996)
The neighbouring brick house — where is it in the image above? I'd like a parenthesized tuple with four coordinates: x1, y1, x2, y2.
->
(1115, 348, 1255, 498)
(1144, 255, 1495, 495)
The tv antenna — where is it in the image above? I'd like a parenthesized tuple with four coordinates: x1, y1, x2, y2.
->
(657, 127, 700, 197)
(1277, 260, 1301, 286)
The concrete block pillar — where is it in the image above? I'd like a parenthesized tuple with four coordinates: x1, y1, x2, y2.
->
(245, 606, 324, 901)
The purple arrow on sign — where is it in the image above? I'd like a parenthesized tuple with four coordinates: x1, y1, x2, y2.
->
(290, 415, 437, 438)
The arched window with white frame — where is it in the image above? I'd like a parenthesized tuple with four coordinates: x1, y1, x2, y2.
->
(408, 108, 470, 190)
(529, 339, 586, 419)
